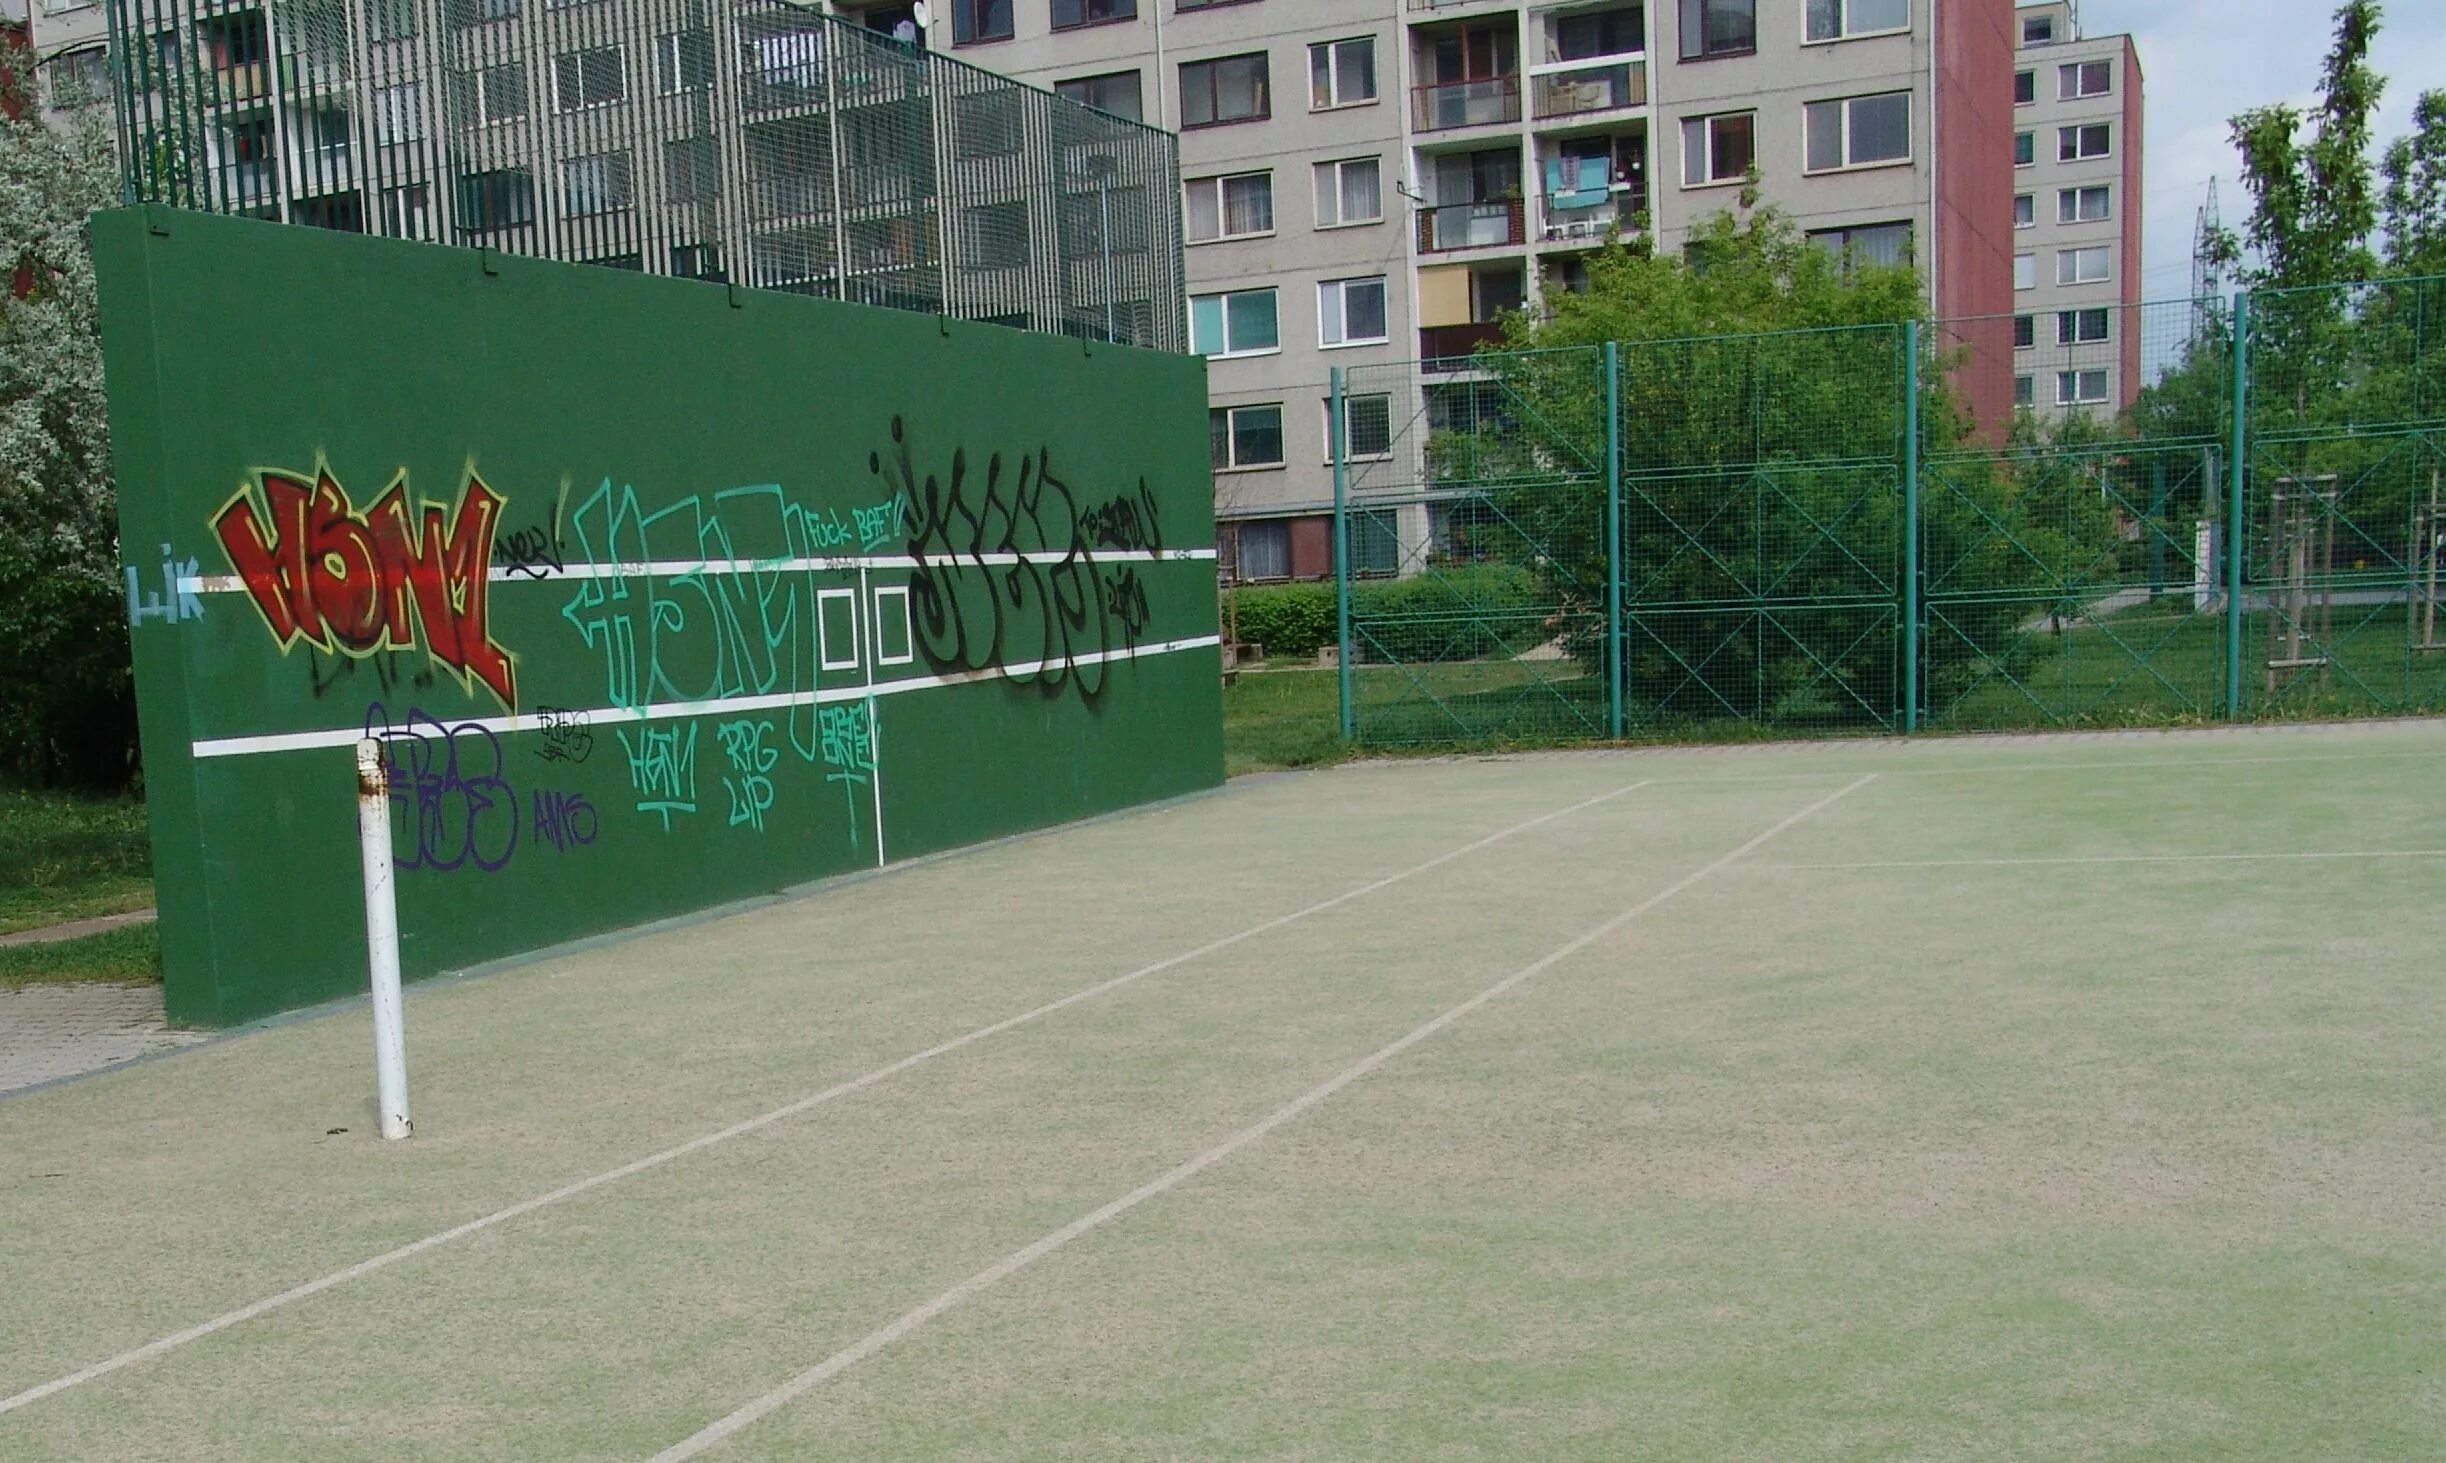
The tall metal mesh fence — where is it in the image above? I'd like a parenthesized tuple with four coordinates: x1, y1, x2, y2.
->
(104, 0, 1184, 348)
(1333, 278, 2446, 747)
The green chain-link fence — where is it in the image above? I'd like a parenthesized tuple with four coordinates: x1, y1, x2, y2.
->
(1334, 276, 2446, 747)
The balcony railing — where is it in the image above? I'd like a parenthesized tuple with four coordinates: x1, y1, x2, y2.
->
(1411, 75, 1520, 132)
(1530, 58, 1646, 119)
(1420, 321, 1506, 370)
(1419, 196, 1525, 253)
(1538, 186, 1645, 244)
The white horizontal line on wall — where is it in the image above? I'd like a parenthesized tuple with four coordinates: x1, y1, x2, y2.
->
(179, 548, 1219, 596)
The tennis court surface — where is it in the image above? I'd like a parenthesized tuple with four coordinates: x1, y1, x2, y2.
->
(4, 723, 2443, 1459)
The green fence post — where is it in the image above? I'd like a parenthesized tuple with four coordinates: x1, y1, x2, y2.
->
(1604, 342, 1625, 741)
(1331, 366, 1354, 742)
(1901, 320, 1921, 733)
(2225, 292, 2250, 718)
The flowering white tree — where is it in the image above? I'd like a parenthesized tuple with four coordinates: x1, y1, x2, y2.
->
(0, 74, 136, 784)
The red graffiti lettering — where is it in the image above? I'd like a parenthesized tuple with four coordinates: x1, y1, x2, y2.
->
(212, 466, 518, 708)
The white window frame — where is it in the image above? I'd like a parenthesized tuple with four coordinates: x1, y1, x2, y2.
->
(466, 64, 526, 128)
(1183, 170, 1275, 245)
(2059, 122, 2112, 161)
(552, 44, 624, 114)
(1681, 110, 1756, 189)
(2014, 130, 2036, 168)
(2013, 69, 2035, 106)
(2013, 374, 2036, 408)
(655, 29, 711, 95)
(2058, 245, 2110, 285)
(2058, 184, 2111, 223)
(1314, 157, 1383, 228)
(560, 150, 633, 216)
(1804, 91, 1912, 174)
(2014, 193, 2035, 230)
(2013, 313, 2035, 350)
(1307, 35, 1377, 110)
(1325, 392, 1396, 463)
(1803, 0, 1910, 45)
(2057, 307, 2110, 345)
(1191, 287, 1281, 359)
(2014, 252, 2037, 292)
(1319, 276, 1390, 349)
(1212, 403, 1287, 471)
(2056, 368, 2109, 406)
(2059, 59, 2111, 100)
(372, 81, 423, 144)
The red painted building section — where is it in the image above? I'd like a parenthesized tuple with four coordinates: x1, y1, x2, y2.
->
(2119, 34, 2146, 414)
(1935, 0, 2018, 439)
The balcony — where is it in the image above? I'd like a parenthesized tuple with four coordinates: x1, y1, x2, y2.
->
(1539, 186, 1644, 244)
(1412, 75, 1520, 132)
(1420, 321, 1506, 370)
(1530, 58, 1646, 120)
(1419, 197, 1524, 254)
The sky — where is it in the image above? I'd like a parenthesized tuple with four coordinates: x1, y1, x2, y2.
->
(2076, 0, 2446, 298)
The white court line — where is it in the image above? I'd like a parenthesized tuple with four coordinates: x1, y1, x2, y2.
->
(649, 774, 1877, 1461)
(187, 635, 1222, 759)
(0, 776, 1653, 1420)
(181, 548, 1219, 595)
(1751, 849, 2446, 871)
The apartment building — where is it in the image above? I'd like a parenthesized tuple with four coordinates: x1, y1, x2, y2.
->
(2007, 0, 2142, 418)
(22, 0, 110, 118)
(894, 0, 2022, 581)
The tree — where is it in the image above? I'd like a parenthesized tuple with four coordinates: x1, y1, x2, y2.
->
(1435, 205, 2082, 728)
(2216, 0, 2385, 291)
(0, 68, 136, 786)
(2378, 89, 2446, 275)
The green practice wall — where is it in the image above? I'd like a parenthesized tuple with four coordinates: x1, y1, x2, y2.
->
(94, 208, 1223, 1028)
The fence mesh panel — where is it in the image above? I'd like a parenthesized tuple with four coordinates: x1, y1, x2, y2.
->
(105, 0, 1184, 348)
(1335, 280, 2446, 748)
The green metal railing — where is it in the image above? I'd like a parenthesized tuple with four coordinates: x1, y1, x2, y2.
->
(1334, 276, 2446, 746)
(104, 0, 1185, 348)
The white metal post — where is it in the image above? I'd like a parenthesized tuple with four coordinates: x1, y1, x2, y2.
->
(356, 738, 411, 1140)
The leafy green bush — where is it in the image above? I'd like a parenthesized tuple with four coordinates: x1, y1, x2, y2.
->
(1223, 565, 1546, 664)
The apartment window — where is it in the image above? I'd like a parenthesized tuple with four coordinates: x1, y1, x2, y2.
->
(2014, 193, 2035, 229)
(2058, 245, 2110, 284)
(1235, 520, 1290, 580)
(562, 151, 634, 215)
(456, 167, 534, 232)
(1191, 288, 1280, 357)
(1184, 171, 1274, 243)
(2014, 130, 2035, 167)
(671, 244, 722, 280)
(1809, 220, 1911, 269)
(2060, 60, 2111, 99)
(2022, 13, 2055, 44)
(2014, 69, 2035, 105)
(656, 29, 712, 94)
(1182, 53, 1269, 127)
(962, 201, 1031, 269)
(1805, 92, 1910, 172)
(1063, 185, 1149, 259)
(665, 136, 717, 203)
(952, 0, 1013, 44)
(1315, 157, 1383, 227)
(958, 90, 1025, 155)
(1211, 405, 1286, 470)
(1556, 8, 1641, 59)
(2014, 374, 2036, 408)
(1679, 0, 1756, 59)
(447, 0, 519, 27)
(1309, 36, 1377, 109)
(1681, 111, 1755, 186)
(2013, 314, 2035, 349)
(1333, 393, 1395, 459)
(552, 46, 623, 113)
(454, 64, 528, 127)
(1056, 70, 1143, 121)
(379, 184, 432, 240)
(1319, 276, 1389, 347)
(1805, 0, 1907, 43)
(2059, 184, 2111, 222)
(368, 0, 417, 43)
(2057, 369, 2108, 405)
(1052, 0, 1135, 28)
(2057, 308, 2110, 345)
(2060, 123, 2111, 161)
(372, 82, 423, 144)
(2014, 252, 2036, 291)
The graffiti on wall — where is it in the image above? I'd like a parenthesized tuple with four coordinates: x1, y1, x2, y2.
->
(877, 416, 1166, 703)
(364, 702, 593, 872)
(214, 466, 518, 708)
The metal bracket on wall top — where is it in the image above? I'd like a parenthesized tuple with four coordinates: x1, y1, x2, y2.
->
(478, 247, 500, 277)
(728, 281, 746, 310)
